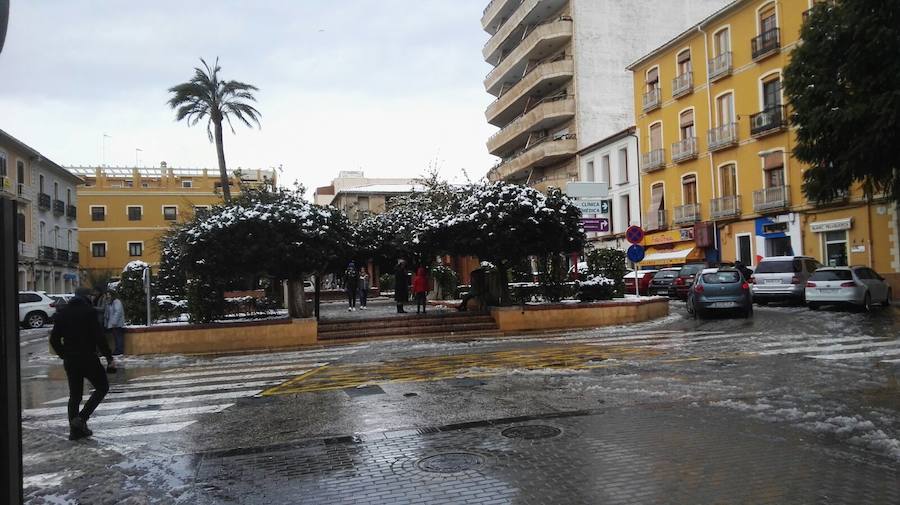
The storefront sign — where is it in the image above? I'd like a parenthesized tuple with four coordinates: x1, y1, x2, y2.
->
(574, 199, 610, 214)
(762, 222, 788, 234)
(643, 227, 694, 246)
(810, 218, 852, 233)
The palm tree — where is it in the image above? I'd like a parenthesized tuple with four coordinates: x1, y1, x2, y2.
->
(167, 58, 261, 202)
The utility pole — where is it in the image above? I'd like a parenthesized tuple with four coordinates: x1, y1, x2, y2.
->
(1, 198, 23, 505)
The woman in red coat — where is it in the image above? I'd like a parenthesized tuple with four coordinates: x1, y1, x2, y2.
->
(412, 267, 429, 314)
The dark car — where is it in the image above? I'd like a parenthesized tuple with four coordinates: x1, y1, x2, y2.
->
(689, 267, 753, 319)
(647, 267, 681, 297)
(672, 263, 707, 300)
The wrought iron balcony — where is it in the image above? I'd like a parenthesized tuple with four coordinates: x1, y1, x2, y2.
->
(671, 137, 698, 163)
(38, 192, 51, 210)
(707, 122, 738, 151)
(708, 52, 732, 81)
(645, 209, 668, 232)
(710, 195, 742, 219)
(56, 248, 69, 261)
(751, 28, 780, 60)
(52, 199, 65, 215)
(66, 205, 77, 219)
(672, 71, 693, 98)
(69, 251, 80, 264)
(674, 203, 701, 225)
(17, 183, 31, 200)
(753, 185, 791, 213)
(642, 86, 661, 112)
(750, 105, 787, 137)
(39, 246, 56, 261)
(640, 149, 666, 173)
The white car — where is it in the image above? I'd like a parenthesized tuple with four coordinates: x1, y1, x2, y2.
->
(805, 266, 893, 311)
(18, 291, 58, 328)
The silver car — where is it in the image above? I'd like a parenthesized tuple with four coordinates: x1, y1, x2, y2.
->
(751, 256, 822, 304)
(805, 266, 893, 311)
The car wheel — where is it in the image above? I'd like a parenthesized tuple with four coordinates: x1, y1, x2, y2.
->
(25, 312, 46, 329)
(863, 292, 872, 313)
(883, 289, 892, 307)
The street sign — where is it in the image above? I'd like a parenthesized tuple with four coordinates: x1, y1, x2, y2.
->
(625, 225, 645, 244)
(566, 182, 609, 198)
(581, 218, 610, 233)
(627, 244, 646, 263)
(574, 199, 610, 214)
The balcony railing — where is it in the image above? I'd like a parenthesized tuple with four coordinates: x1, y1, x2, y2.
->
(708, 51, 732, 81)
(753, 185, 791, 213)
(39, 246, 55, 261)
(17, 183, 30, 200)
(69, 251, 80, 264)
(674, 203, 701, 225)
(38, 192, 51, 210)
(707, 122, 738, 151)
(671, 137, 698, 163)
(710, 195, 742, 219)
(646, 209, 668, 232)
(0, 176, 11, 194)
(484, 16, 573, 89)
(489, 134, 577, 181)
(672, 71, 693, 98)
(487, 94, 575, 154)
(56, 248, 69, 261)
(751, 27, 780, 60)
(66, 205, 77, 219)
(52, 199, 65, 215)
(640, 149, 666, 173)
(750, 105, 787, 137)
(642, 86, 661, 112)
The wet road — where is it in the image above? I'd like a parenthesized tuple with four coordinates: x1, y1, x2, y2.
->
(19, 301, 900, 504)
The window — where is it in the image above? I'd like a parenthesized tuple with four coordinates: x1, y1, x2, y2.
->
(39, 174, 45, 193)
(649, 123, 662, 151)
(823, 231, 848, 266)
(677, 49, 691, 76)
(91, 206, 106, 221)
(620, 194, 631, 230)
(618, 148, 628, 183)
(18, 293, 42, 304)
(682, 175, 698, 204)
(53, 181, 59, 200)
(679, 110, 695, 139)
(702, 271, 741, 284)
(720, 164, 737, 196)
(193, 205, 210, 217)
(124, 180, 134, 188)
(762, 76, 782, 110)
(16, 213, 25, 242)
(53, 226, 60, 248)
(584, 161, 595, 182)
(647, 183, 665, 230)
(67, 230, 72, 251)
(763, 151, 785, 188)
(163, 206, 177, 221)
(127, 206, 142, 221)
(601, 155, 611, 184)
(17, 161, 25, 188)
(716, 93, 734, 125)
(39, 222, 45, 247)
(142, 182, 150, 188)
(66, 188, 72, 205)
(737, 235, 752, 265)
(182, 180, 193, 188)
(128, 242, 144, 257)
(810, 270, 852, 282)
(0, 152, 6, 177)
(91, 243, 107, 258)
(714, 28, 730, 56)
(645, 67, 659, 92)
(759, 3, 777, 33)
(357, 197, 370, 213)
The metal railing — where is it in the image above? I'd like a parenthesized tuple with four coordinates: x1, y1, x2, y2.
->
(55, 248, 69, 261)
(494, 54, 572, 101)
(485, 16, 573, 82)
(674, 203, 701, 225)
(750, 105, 787, 137)
(488, 93, 573, 146)
(671, 137, 698, 162)
(66, 205, 77, 219)
(52, 199, 65, 215)
(645, 209, 667, 232)
(17, 183, 29, 199)
(640, 149, 666, 173)
(642, 86, 661, 112)
(39, 246, 55, 261)
(0, 176, 11, 193)
(672, 71, 693, 98)
(710, 195, 741, 219)
(707, 122, 738, 151)
(490, 133, 577, 174)
(38, 193, 51, 210)
(70, 251, 79, 264)
(753, 185, 791, 213)
(751, 27, 780, 60)
(708, 52, 732, 81)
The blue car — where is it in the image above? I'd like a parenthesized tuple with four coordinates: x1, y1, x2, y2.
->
(689, 267, 753, 319)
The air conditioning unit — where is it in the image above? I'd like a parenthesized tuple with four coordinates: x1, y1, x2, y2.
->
(752, 113, 771, 130)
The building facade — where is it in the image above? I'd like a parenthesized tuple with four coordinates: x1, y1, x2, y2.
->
(69, 163, 275, 279)
(628, 0, 900, 285)
(330, 184, 425, 222)
(314, 171, 417, 208)
(481, 0, 729, 192)
(0, 129, 81, 293)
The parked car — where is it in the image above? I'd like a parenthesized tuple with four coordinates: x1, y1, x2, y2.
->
(751, 256, 822, 304)
(647, 267, 681, 297)
(805, 266, 893, 311)
(18, 291, 57, 329)
(48, 293, 75, 307)
(672, 263, 707, 300)
(624, 269, 658, 295)
(689, 267, 753, 319)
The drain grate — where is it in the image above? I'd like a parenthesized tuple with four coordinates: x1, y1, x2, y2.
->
(416, 452, 485, 473)
(501, 425, 562, 440)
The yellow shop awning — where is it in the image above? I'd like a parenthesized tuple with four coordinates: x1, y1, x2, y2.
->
(640, 246, 704, 267)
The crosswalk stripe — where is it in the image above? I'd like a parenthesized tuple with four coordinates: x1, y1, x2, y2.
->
(756, 336, 876, 349)
(45, 380, 282, 404)
(99, 421, 197, 437)
(133, 363, 325, 381)
(191, 348, 363, 368)
(757, 339, 900, 356)
(810, 347, 900, 361)
(158, 358, 334, 375)
(120, 369, 314, 389)
(24, 404, 234, 428)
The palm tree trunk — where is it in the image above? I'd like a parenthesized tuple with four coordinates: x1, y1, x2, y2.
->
(213, 118, 232, 202)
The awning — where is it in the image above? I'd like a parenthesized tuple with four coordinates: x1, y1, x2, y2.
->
(640, 246, 704, 267)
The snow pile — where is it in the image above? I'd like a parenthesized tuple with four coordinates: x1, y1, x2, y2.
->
(123, 260, 149, 273)
(578, 274, 615, 287)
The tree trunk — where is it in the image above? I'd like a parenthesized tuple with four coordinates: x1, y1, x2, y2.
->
(287, 277, 309, 318)
(213, 118, 232, 202)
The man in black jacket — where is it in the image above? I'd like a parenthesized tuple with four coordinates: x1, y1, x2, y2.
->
(50, 287, 115, 440)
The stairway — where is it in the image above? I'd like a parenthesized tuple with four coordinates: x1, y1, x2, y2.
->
(317, 312, 501, 342)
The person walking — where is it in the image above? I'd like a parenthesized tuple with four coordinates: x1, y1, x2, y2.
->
(104, 291, 126, 355)
(50, 287, 115, 441)
(394, 260, 409, 314)
(344, 262, 359, 312)
(358, 267, 370, 310)
(413, 267, 429, 314)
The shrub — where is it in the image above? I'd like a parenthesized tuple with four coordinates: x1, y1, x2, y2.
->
(431, 264, 458, 300)
(117, 261, 152, 325)
(186, 277, 224, 323)
(576, 275, 616, 302)
(586, 248, 627, 297)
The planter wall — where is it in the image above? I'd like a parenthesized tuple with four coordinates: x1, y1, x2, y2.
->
(125, 318, 317, 355)
(490, 298, 669, 332)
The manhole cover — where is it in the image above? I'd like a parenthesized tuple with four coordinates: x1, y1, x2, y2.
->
(501, 425, 562, 440)
(416, 452, 485, 473)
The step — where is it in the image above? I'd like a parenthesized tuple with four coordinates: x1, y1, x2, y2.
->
(319, 325, 504, 342)
(318, 322, 500, 341)
(318, 313, 494, 331)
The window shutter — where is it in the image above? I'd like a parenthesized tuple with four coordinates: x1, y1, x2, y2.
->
(763, 151, 784, 170)
(647, 67, 659, 84)
(677, 51, 691, 63)
(680, 110, 694, 127)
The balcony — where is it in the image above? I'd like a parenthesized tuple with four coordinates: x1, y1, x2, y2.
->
(17, 183, 32, 200)
(38, 192, 51, 210)
(52, 199, 65, 216)
(55, 248, 69, 261)
(481, 0, 519, 34)
(0, 176, 12, 194)
(674, 203, 701, 226)
(751, 28, 780, 61)
(69, 251, 80, 264)
(487, 95, 575, 155)
(642, 86, 661, 113)
(671, 138, 698, 163)
(750, 105, 787, 137)
(708, 52, 732, 82)
(484, 17, 573, 94)
(39, 246, 55, 261)
(753, 185, 791, 213)
(489, 134, 577, 181)
(672, 71, 693, 98)
(18, 242, 34, 258)
(66, 205, 77, 219)
(707, 122, 738, 151)
(483, 0, 568, 64)
(640, 149, 666, 173)
(486, 56, 574, 126)
(710, 195, 742, 219)
(645, 209, 668, 232)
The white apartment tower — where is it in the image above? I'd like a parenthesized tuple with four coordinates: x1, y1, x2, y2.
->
(482, 0, 729, 191)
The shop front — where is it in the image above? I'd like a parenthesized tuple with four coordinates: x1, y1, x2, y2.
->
(754, 213, 803, 263)
(640, 226, 707, 268)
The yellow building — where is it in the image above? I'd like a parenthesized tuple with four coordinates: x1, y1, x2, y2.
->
(68, 163, 276, 279)
(627, 0, 900, 287)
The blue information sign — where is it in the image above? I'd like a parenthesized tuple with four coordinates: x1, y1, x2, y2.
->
(627, 244, 646, 263)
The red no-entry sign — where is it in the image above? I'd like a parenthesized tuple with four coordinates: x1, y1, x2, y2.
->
(626, 225, 644, 245)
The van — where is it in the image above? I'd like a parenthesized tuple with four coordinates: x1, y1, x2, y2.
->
(751, 256, 822, 304)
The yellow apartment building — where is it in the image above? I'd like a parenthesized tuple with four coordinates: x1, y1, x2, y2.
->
(68, 163, 276, 279)
(627, 0, 900, 286)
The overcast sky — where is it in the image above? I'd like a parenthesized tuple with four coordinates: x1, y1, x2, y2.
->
(0, 1, 498, 193)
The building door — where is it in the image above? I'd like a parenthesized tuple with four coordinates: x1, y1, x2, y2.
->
(762, 77, 782, 110)
(759, 4, 777, 33)
(763, 152, 785, 188)
(823, 231, 848, 266)
(738, 235, 752, 265)
(714, 28, 730, 55)
(716, 93, 734, 126)
(649, 123, 662, 151)
(720, 164, 737, 196)
(682, 175, 698, 205)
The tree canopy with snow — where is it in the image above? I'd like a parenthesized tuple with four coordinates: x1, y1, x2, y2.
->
(784, 0, 900, 203)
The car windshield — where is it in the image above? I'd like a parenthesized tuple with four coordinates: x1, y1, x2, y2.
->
(702, 272, 741, 284)
(755, 259, 801, 274)
(810, 270, 853, 281)
(679, 264, 704, 276)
